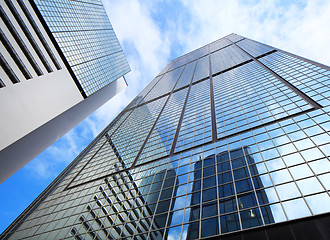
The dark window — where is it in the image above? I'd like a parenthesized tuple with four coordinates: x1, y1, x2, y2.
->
(0, 5, 43, 76)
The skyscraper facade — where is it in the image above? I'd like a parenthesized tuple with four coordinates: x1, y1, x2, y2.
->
(0, 0, 130, 182)
(2, 33, 330, 239)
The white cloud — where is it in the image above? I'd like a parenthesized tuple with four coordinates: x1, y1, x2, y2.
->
(178, 0, 330, 65)
(103, 0, 171, 83)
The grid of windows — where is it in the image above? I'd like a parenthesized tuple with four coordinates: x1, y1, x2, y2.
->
(190, 46, 209, 62)
(67, 137, 108, 187)
(236, 39, 274, 58)
(143, 66, 184, 102)
(226, 34, 244, 43)
(259, 52, 330, 106)
(126, 76, 164, 110)
(69, 139, 119, 186)
(3, 34, 330, 240)
(211, 45, 251, 75)
(68, 110, 140, 188)
(167, 46, 209, 72)
(174, 61, 196, 90)
(158, 61, 173, 76)
(192, 55, 209, 83)
(209, 37, 232, 53)
(106, 110, 133, 137)
(175, 80, 212, 152)
(137, 88, 189, 165)
(110, 96, 168, 166)
(213, 61, 313, 139)
(34, 0, 130, 96)
(106, 128, 328, 239)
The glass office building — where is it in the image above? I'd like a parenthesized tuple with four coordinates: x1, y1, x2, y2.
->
(2, 34, 330, 239)
(32, 0, 130, 97)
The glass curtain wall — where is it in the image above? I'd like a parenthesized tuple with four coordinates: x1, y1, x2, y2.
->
(2, 33, 330, 240)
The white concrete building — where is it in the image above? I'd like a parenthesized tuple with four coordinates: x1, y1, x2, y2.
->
(0, 0, 130, 183)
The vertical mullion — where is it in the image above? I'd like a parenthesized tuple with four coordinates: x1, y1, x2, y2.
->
(169, 61, 198, 155)
(131, 65, 187, 166)
(209, 45, 217, 143)
(131, 94, 171, 167)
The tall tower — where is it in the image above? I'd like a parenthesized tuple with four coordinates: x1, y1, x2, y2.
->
(2, 34, 330, 239)
(0, 0, 130, 183)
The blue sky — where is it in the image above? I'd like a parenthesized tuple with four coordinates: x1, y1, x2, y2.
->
(1, 0, 330, 234)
